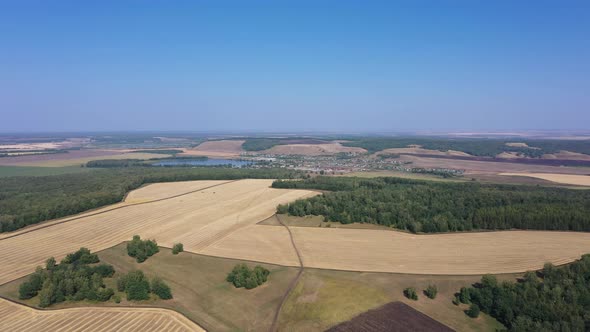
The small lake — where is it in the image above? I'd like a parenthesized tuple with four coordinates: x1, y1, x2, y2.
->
(153, 158, 253, 167)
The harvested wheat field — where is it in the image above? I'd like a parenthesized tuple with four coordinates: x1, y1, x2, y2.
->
(500, 173, 590, 186)
(260, 143, 366, 156)
(377, 147, 471, 157)
(181, 140, 245, 158)
(203, 226, 590, 275)
(0, 179, 316, 284)
(0, 298, 203, 332)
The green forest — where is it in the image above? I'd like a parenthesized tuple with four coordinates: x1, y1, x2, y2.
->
(457, 255, 590, 331)
(0, 167, 301, 233)
(273, 177, 590, 233)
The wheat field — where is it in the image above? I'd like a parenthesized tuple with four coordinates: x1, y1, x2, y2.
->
(0, 179, 316, 284)
(0, 298, 203, 332)
(500, 172, 590, 186)
(203, 226, 590, 275)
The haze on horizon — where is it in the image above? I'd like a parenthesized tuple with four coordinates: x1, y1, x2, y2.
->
(1, 1, 589, 133)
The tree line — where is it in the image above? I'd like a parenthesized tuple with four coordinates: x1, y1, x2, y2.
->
(273, 177, 590, 233)
(456, 255, 590, 331)
(0, 167, 302, 233)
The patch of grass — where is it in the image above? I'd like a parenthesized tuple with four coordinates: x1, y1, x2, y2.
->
(279, 268, 509, 332)
(280, 271, 389, 331)
(0, 243, 298, 332)
(341, 171, 464, 182)
(0, 165, 94, 177)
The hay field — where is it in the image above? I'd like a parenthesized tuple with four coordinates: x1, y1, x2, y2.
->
(500, 173, 590, 186)
(0, 298, 203, 332)
(399, 154, 590, 175)
(377, 147, 471, 157)
(181, 140, 245, 158)
(260, 143, 366, 156)
(0, 179, 316, 284)
(203, 227, 590, 275)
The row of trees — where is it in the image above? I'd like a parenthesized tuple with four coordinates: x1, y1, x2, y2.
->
(226, 264, 270, 289)
(274, 177, 590, 233)
(19, 248, 115, 307)
(117, 270, 172, 301)
(403, 285, 437, 301)
(0, 167, 303, 233)
(456, 255, 590, 331)
(127, 235, 159, 263)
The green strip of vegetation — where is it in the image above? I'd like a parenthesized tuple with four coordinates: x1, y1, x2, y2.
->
(132, 149, 184, 154)
(273, 176, 590, 233)
(241, 138, 283, 151)
(456, 255, 590, 331)
(0, 167, 302, 233)
(0, 165, 94, 177)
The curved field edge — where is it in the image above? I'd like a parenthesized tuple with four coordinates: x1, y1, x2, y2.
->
(0, 243, 302, 332)
(0, 296, 204, 332)
(0, 179, 316, 285)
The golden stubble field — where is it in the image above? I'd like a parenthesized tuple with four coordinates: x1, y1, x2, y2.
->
(202, 226, 590, 275)
(4, 179, 590, 283)
(500, 172, 590, 186)
(0, 179, 316, 285)
(0, 298, 203, 332)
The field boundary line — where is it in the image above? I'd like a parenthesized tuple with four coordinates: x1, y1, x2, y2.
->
(0, 180, 239, 241)
(0, 296, 205, 331)
(269, 214, 304, 332)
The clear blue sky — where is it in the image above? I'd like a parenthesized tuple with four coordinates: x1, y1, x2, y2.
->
(1, 1, 589, 132)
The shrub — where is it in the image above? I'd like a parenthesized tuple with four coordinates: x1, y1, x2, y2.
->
(96, 288, 114, 302)
(119, 270, 151, 301)
(62, 247, 99, 265)
(127, 235, 159, 263)
(172, 243, 184, 255)
(424, 285, 438, 299)
(403, 287, 418, 300)
(226, 264, 270, 289)
(151, 277, 173, 299)
(466, 304, 480, 318)
(113, 294, 121, 303)
(92, 264, 115, 278)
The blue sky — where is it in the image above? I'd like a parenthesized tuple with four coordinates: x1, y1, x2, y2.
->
(1, 1, 589, 132)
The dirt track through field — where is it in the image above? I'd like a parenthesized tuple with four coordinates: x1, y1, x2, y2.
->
(0, 179, 316, 285)
(0, 298, 204, 332)
(270, 215, 304, 332)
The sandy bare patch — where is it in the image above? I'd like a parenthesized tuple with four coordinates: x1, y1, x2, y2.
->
(500, 173, 590, 186)
(0, 180, 315, 284)
(0, 298, 203, 332)
(542, 150, 590, 161)
(181, 140, 245, 158)
(496, 152, 522, 159)
(505, 142, 530, 148)
(260, 143, 366, 156)
(377, 147, 472, 157)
